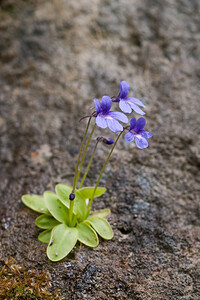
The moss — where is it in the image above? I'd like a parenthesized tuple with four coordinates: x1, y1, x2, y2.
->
(0, 258, 60, 299)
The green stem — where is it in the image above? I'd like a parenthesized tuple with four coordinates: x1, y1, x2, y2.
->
(68, 198, 74, 227)
(75, 123, 96, 187)
(79, 140, 99, 189)
(69, 117, 92, 226)
(86, 130, 124, 217)
(72, 117, 92, 191)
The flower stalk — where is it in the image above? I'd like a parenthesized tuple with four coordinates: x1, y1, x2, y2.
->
(75, 123, 96, 187)
(86, 129, 125, 217)
(79, 139, 99, 189)
(69, 117, 92, 226)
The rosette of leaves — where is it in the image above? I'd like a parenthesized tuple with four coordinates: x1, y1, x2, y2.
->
(22, 184, 113, 262)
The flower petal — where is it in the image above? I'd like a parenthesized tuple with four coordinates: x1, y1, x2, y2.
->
(96, 115, 107, 129)
(129, 103, 145, 115)
(119, 81, 129, 99)
(124, 132, 134, 143)
(126, 97, 146, 108)
(93, 98, 101, 114)
(141, 130, 153, 139)
(135, 117, 146, 131)
(119, 100, 132, 113)
(101, 96, 112, 113)
(106, 118, 123, 133)
(108, 111, 128, 123)
(135, 135, 148, 149)
(130, 117, 136, 130)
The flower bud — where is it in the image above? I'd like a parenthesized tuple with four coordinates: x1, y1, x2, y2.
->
(97, 137, 114, 144)
(69, 192, 75, 201)
(103, 138, 114, 145)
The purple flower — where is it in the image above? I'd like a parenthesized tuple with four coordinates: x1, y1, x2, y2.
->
(115, 81, 146, 115)
(124, 117, 152, 149)
(94, 96, 128, 133)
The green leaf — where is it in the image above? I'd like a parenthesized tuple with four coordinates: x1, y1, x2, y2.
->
(22, 194, 51, 215)
(91, 208, 111, 218)
(35, 215, 60, 229)
(77, 222, 99, 247)
(78, 187, 106, 199)
(56, 184, 87, 220)
(71, 213, 78, 228)
(38, 229, 51, 243)
(44, 191, 69, 223)
(74, 190, 88, 219)
(55, 184, 72, 208)
(86, 216, 113, 240)
(47, 224, 78, 262)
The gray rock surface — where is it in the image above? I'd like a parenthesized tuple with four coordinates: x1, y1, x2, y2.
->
(0, 0, 199, 299)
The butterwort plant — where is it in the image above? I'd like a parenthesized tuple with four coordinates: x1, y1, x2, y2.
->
(22, 81, 152, 262)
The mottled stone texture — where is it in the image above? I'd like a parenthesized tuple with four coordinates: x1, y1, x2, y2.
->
(0, 0, 199, 299)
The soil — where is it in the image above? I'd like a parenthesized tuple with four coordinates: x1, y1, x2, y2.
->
(0, 0, 200, 299)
